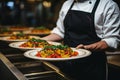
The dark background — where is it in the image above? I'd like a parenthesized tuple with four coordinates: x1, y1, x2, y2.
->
(0, 0, 65, 29)
(0, 0, 119, 28)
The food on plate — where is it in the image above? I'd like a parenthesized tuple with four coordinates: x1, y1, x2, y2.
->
(8, 33, 31, 40)
(31, 26, 51, 34)
(0, 28, 12, 35)
(36, 45, 78, 58)
(9, 26, 30, 31)
(19, 38, 51, 48)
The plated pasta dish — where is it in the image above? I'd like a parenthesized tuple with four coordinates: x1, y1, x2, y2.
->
(19, 38, 51, 48)
(36, 45, 78, 58)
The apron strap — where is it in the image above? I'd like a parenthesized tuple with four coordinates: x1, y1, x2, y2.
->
(69, 0, 100, 15)
(92, 0, 100, 14)
(69, 0, 75, 11)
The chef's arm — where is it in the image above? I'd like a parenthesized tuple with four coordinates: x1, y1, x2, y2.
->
(76, 40, 109, 51)
(41, 33, 63, 42)
(77, 2, 120, 51)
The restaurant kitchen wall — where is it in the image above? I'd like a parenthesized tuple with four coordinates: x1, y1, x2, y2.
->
(0, 0, 65, 29)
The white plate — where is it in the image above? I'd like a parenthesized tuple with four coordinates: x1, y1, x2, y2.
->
(9, 41, 61, 50)
(0, 36, 40, 42)
(9, 27, 33, 31)
(24, 48, 91, 61)
(0, 34, 12, 37)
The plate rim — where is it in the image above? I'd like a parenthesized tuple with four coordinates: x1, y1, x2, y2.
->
(0, 36, 40, 42)
(9, 41, 42, 50)
(9, 41, 61, 50)
(24, 48, 91, 61)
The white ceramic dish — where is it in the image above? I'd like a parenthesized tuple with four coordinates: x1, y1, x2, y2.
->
(24, 48, 91, 61)
(0, 36, 40, 42)
(9, 41, 61, 50)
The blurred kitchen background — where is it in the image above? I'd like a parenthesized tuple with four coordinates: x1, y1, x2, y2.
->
(0, 0, 66, 29)
(0, 0, 119, 29)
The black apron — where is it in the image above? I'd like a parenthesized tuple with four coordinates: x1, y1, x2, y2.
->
(51, 0, 107, 80)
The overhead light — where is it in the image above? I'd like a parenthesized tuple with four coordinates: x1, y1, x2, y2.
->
(43, 1, 51, 8)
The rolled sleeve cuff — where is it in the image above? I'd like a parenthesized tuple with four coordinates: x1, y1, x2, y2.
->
(51, 28, 64, 38)
(102, 38, 119, 49)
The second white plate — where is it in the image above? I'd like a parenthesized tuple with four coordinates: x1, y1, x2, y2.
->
(9, 41, 61, 50)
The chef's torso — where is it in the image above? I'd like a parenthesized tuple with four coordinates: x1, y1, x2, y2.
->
(64, 0, 101, 47)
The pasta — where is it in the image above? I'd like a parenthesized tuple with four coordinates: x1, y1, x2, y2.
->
(19, 38, 51, 48)
(36, 45, 78, 58)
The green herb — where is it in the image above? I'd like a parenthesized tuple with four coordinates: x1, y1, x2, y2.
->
(36, 26, 46, 29)
(44, 45, 69, 50)
(16, 32, 24, 37)
(30, 38, 47, 42)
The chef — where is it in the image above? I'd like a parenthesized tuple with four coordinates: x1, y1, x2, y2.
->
(41, 0, 120, 80)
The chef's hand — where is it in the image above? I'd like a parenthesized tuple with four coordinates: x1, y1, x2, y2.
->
(76, 41, 109, 51)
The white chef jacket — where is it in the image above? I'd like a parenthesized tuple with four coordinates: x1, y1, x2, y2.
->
(51, 0, 120, 49)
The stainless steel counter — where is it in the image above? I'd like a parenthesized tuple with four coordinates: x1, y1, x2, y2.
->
(0, 40, 120, 80)
(0, 41, 71, 80)
(0, 51, 71, 80)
